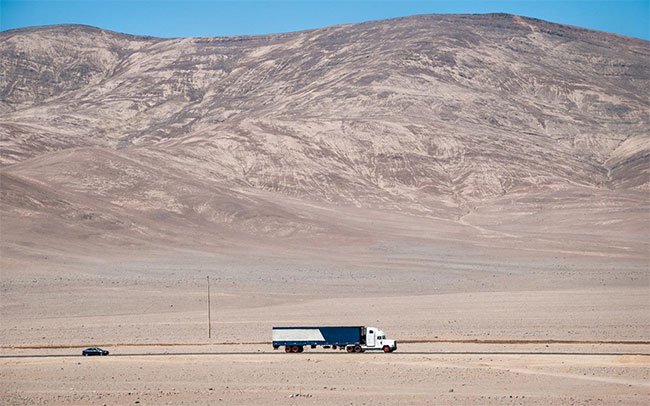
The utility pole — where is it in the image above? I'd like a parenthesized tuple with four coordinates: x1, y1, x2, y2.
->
(207, 275, 211, 339)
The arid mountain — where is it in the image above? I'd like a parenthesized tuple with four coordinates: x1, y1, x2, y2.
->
(0, 14, 648, 265)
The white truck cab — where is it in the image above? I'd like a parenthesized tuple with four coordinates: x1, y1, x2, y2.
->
(363, 326, 397, 352)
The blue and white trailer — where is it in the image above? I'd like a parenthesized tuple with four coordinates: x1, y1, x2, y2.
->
(272, 326, 397, 353)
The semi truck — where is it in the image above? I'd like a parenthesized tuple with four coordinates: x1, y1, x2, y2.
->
(272, 326, 397, 353)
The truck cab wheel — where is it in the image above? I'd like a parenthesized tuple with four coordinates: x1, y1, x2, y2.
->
(383, 345, 391, 353)
(354, 345, 362, 353)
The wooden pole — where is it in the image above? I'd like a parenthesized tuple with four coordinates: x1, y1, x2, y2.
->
(207, 276, 211, 339)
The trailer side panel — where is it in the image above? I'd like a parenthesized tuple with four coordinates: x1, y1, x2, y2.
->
(272, 326, 363, 346)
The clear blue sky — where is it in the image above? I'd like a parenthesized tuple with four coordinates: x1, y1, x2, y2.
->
(1, 0, 648, 40)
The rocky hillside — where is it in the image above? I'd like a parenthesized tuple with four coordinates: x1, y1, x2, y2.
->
(1, 14, 648, 261)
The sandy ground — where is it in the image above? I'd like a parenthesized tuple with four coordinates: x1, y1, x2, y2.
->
(1, 343, 648, 405)
(2, 253, 648, 345)
(1, 245, 648, 405)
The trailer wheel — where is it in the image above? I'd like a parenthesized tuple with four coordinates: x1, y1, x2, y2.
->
(383, 345, 391, 353)
(354, 345, 362, 353)
(285, 346, 291, 353)
(332, 345, 337, 350)
(291, 345, 301, 353)
(346, 346, 353, 353)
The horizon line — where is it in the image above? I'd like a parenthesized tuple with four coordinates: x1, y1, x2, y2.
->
(2, 12, 648, 42)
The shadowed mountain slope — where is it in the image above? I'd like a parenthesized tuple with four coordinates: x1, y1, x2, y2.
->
(1, 14, 648, 263)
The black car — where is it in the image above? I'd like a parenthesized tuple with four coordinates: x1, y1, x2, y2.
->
(82, 347, 109, 356)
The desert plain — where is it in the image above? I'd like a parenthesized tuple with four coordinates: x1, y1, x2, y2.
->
(2, 200, 649, 404)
